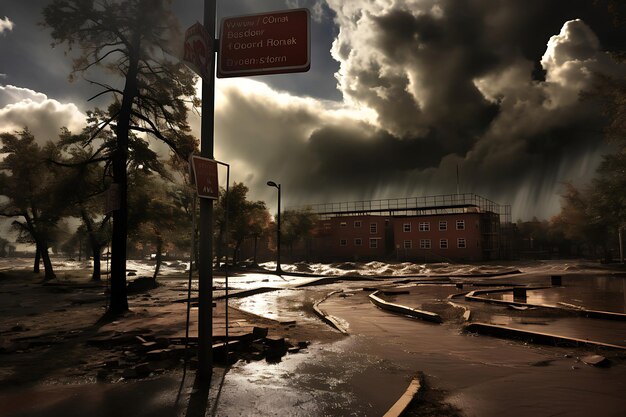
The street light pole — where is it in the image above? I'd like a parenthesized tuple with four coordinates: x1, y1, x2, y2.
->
(267, 181, 282, 273)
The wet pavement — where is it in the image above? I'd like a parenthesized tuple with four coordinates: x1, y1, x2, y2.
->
(224, 268, 626, 416)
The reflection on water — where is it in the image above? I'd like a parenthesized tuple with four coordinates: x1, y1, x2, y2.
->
(486, 314, 626, 346)
(485, 276, 626, 313)
(232, 288, 323, 324)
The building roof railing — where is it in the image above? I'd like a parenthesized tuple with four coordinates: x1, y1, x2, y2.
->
(292, 193, 511, 224)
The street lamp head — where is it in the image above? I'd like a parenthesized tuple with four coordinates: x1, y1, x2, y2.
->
(267, 181, 278, 188)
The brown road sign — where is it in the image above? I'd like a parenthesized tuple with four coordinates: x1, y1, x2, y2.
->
(191, 155, 219, 199)
(218, 8, 310, 78)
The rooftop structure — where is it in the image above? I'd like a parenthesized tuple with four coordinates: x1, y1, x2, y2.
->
(295, 193, 511, 224)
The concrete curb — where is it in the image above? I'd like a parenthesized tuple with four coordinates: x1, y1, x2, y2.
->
(465, 288, 626, 321)
(464, 322, 626, 350)
(294, 276, 380, 288)
(383, 375, 422, 417)
(312, 290, 350, 335)
(214, 287, 279, 300)
(368, 291, 443, 324)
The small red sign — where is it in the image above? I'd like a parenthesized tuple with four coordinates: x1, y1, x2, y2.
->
(218, 9, 310, 78)
(191, 156, 219, 199)
(183, 22, 213, 79)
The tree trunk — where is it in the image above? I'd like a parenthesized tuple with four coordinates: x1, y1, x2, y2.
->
(33, 246, 41, 273)
(108, 34, 141, 316)
(81, 210, 102, 282)
(234, 240, 242, 266)
(153, 237, 163, 280)
(40, 241, 56, 281)
(253, 235, 258, 265)
(91, 243, 102, 281)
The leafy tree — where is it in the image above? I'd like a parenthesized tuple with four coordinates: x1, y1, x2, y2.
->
(247, 204, 271, 265)
(56, 132, 114, 280)
(584, 46, 626, 258)
(280, 208, 317, 258)
(0, 236, 10, 257)
(214, 183, 271, 266)
(44, 0, 198, 315)
(61, 224, 89, 260)
(128, 174, 187, 280)
(592, 152, 626, 230)
(551, 183, 612, 259)
(0, 130, 66, 280)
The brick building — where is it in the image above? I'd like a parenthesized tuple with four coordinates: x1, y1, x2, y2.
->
(301, 194, 510, 262)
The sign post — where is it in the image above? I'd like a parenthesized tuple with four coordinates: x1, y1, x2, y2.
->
(197, 0, 216, 382)
(218, 9, 310, 78)
(188, 3, 310, 382)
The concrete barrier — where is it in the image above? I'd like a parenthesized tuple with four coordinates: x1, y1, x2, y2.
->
(464, 323, 626, 350)
(368, 291, 443, 324)
(383, 375, 422, 417)
(313, 290, 349, 334)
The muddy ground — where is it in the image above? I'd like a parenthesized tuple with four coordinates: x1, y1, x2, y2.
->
(1, 259, 625, 416)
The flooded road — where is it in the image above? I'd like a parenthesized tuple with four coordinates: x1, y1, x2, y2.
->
(481, 275, 626, 313)
(224, 268, 626, 416)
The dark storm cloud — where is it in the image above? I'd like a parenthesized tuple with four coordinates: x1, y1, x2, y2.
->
(1, 0, 624, 220)
(281, 0, 623, 217)
(307, 125, 446, 184)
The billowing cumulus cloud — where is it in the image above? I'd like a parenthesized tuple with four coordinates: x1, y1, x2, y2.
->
(209, 78, 378, 205)
(1, 0, 622, 221)
(0, 85, 86, 142)
(209, 1, 623, 220)
(0, 17, 14, 34)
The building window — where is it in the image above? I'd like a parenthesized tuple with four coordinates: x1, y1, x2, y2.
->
(354, 221, 362, 228)
(419, 239, 431, 249)
(403, 223, 411, 232)
(419, 222, 430, 231)
(370, 223, 378, 234)
(340, 239, 347, 246)
(355, 238, 362, 246)
(439, 221, 447, 231)
(369, 238, 378, 248)
(340, 221, 347, 227)
(456, 220, 465, 230)
(440, 239, 448, 249)
(457, 238, 466, 248)
(403, 240, 412, 249)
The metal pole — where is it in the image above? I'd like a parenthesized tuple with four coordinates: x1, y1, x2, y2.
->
(619, 226, 624, 264)
(185, 194, 196, 363)
(198, 0, 216, 381)
(215, 161, 230, 358)
(277, 184, 282, 273)
(223, 163, 230, 359)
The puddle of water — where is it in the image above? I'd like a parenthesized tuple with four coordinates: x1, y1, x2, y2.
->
(483, 276, 626, 313)
(487, 314, 626, 346)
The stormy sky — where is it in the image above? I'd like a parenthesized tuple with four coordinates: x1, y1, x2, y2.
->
(0, 0, 624, 221)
